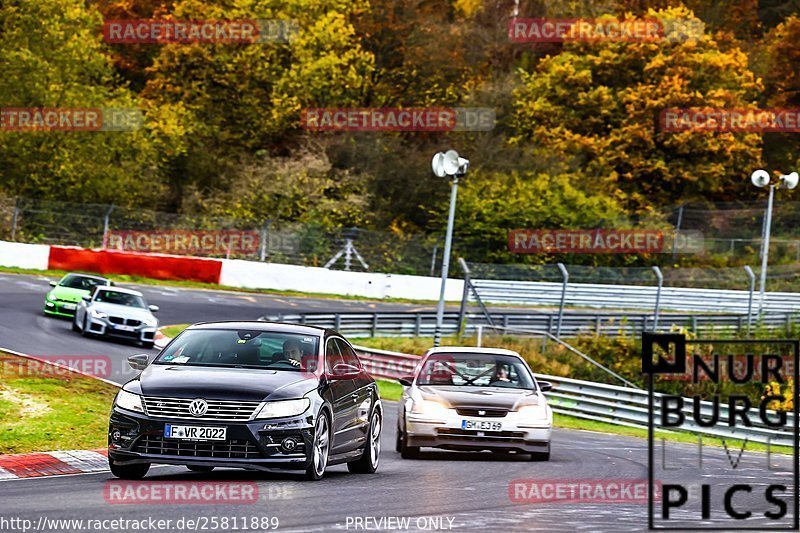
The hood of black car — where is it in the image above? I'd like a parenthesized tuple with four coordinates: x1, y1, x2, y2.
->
(128, 364, 318, 402)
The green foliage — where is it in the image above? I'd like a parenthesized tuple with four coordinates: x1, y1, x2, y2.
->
(0, 0, 177, 206)
(510, 7, 764, 211)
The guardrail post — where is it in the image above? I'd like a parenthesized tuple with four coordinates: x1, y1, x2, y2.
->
(744, 266, 755, 337)
(556, 263, 568, 338)
(652, 266, 663, 332)
(371, 314, 378, 337)
(691, 316, 698, 333)
(414, 314, 422, 337)
(476, 325, 483, 347)
(595, 315, 601, 338)
(786, 314, 792, 336)
(334, 314, 341, 331)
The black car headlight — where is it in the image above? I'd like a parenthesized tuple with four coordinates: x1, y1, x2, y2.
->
(255, 398, 310, 419)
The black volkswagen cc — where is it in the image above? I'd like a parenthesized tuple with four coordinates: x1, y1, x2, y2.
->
(108, 321, 382, 480)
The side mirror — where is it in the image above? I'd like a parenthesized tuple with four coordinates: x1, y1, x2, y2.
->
(49, 280, 58, 287)
(398, 375, 414, 387)
(82, 294, 91, 302)
(538, 381, 553, 392)
(128, 354, 150, 370)
(148, 305, 159, 313)
(329, 363, 360, 380)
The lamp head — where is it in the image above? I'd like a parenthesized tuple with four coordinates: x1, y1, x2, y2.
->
(779, 171, 799, 190)
(751, 169, 771, 188)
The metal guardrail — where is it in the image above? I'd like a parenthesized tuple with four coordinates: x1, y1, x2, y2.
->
(262, 310, 799, 338)
(469, 279, 800, 314)
(353, 346, 794, 447)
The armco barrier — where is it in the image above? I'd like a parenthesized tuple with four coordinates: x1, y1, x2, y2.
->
(265, 310, 799, 338)
(354, 346, 794, 447)
(48, 246, 223, 283)
(470, 279, 800, 314)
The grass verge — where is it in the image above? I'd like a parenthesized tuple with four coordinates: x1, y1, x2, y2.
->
(0, 352, 118, 454)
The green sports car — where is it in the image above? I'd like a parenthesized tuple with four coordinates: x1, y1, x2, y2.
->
(44, 273, 111, 318)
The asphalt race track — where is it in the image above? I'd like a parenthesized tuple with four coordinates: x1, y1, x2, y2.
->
(0, 273, 796, 532)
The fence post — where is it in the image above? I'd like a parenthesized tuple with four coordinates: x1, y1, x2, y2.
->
(476, 325, 483, 347)
(744, 266, 755, 337)
(430, 240, 439, 277)
(10, 198, 19, 241)
(556, 263, 568, 338)
(671, 204, 684, 260)
(652, 266, 663, 332)
(259, 219, 272, 261)
(101, 204, 115, 249)
(457, 258, 471, 335)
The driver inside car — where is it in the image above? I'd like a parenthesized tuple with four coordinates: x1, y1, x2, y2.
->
(283, 338, 303, 367)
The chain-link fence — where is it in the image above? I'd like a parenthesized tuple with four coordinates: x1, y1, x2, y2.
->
(0, 197, 440, 275)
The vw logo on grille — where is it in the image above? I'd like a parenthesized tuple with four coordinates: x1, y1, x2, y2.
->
(188, 399, 208, 417)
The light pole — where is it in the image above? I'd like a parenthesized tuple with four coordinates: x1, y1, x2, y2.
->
(751, 169, 798, 314)
(432, 150, 470, 347)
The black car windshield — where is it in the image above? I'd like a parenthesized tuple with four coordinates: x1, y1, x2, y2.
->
(94, 289, 146, 308)
(154, 329, 320, 371)
(60, 274, 107, 291)
(417, 353, 536, 389)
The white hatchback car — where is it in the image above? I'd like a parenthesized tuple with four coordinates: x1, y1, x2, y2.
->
(396, 347, 553, 460)
(73, 286, 159, 348)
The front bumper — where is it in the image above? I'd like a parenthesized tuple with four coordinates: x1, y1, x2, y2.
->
(108, 408, 316, 472)
(44, 300, 78, 317)
(86, 317, 156, 343)
(404, 409, 551, 453)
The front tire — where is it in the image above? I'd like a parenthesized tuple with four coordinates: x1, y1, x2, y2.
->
(399, 428, 420, 459)
(348, 410, 381, 474)
(529, 444, 551, 461)
(71, 318, 80, 332)
(81, 317, 92, 337)
(142, 341, 155, 350)
(304, 412, 330, 481)
(109, 459, 150, 480)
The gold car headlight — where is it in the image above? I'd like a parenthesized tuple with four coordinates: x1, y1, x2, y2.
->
(411, 399, 450, 417)
(517, 403, 548, 420)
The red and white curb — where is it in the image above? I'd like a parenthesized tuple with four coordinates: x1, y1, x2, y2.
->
(0, 449, 108, 480)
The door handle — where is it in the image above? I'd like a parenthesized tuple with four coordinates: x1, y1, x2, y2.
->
(350, 392, 359, 402)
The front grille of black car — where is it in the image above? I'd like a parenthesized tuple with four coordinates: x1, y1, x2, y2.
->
(142, 397, 262, 421)
(108, 316, 142, 327)
(437, 428, 527, 443)
(134, 435, 262, 459)
(455, 408, 508, 418)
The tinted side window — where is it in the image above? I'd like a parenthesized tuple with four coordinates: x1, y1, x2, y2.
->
(335, 338, 362, 369)
(325, 338, 343, 373)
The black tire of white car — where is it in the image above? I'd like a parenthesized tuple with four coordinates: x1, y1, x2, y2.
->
(399, 428, 420, 459)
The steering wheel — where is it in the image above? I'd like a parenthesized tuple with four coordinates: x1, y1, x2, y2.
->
(266, 360, 301, 370)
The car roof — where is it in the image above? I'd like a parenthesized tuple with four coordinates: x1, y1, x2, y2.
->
(425, 346, 523, 358)
(95, 286, 142, 296)
(187, 321, 328, 336)
(63, 273, 109, 281)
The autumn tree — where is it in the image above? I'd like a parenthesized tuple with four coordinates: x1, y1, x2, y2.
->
(511, 7, 764, 212)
